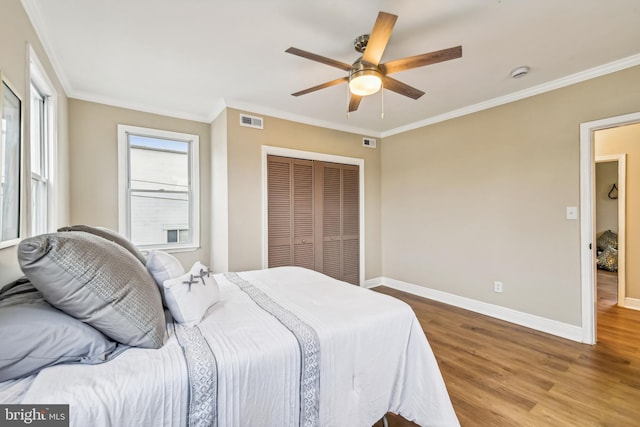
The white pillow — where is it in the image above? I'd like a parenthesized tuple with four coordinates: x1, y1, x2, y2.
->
(163, 262, 220, 325)
(146, 250, 185, 287)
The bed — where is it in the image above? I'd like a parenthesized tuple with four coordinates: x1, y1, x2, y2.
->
(0, 229, 458, 427)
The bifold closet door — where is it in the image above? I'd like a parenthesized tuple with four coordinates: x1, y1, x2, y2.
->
(267, 155, 314, 269)
(314, 162, 360, 285)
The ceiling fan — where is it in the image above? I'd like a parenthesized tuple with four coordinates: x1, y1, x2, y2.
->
(286, 11, 462, 113)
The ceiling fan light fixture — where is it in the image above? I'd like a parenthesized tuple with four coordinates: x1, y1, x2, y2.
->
(349, 69, 382, 96)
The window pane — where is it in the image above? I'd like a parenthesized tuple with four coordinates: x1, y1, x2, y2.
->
(30, 85, 43, 176)
(1, 82, 21, 242)
(31, 178, 47, 235)
(129, 190, 189, 246)
(129, 136, 188, 192)
(167, 229, 178, 243)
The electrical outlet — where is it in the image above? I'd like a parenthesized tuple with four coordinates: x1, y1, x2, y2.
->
(494, 281, 503, 293)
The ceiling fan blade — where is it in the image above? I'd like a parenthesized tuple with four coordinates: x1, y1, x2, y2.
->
(381, 75, 425, 100)
(285, 47, 352, 71)
(348, 94, 362, 112)
(291, 77, 348, 97)
(381, 46, 462, 75)
(361, 12, 398, 66)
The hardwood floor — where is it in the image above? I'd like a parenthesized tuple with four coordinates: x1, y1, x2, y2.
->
(372, 270, 640, 426)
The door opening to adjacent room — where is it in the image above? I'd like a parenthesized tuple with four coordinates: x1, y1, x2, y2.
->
(594, 156, 625, 314)
(580, 112, 640, 344)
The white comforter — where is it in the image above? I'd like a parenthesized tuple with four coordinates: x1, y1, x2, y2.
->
(4, 267, 458, 427)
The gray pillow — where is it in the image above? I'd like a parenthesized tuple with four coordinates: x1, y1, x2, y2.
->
(18, 232, 165, 349)
(0, 278, 125, 381)
(58, 225, 147, 265)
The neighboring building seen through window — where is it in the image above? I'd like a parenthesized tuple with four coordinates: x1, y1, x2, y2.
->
(166, 228, 189, 243)
(118, 125, 200, 251)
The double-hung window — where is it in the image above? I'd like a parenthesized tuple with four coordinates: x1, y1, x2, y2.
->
(118, 125, 199, 251)
(29, 47, 56, 236)
(30, 83, 48, 235)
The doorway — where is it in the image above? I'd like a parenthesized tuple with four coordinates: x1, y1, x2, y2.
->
(594, 155, 626, 308)
(580, 112, 640, 344)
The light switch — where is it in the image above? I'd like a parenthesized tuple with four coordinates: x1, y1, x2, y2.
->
(566, 206, 578, 220)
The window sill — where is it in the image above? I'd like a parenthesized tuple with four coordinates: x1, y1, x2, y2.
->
(139, 244, 201, 255)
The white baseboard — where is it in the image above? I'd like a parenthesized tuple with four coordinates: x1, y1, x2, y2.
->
(367, 276, 584, 343)
(623, 297, 640, 311)
(363, 277, 383, 289)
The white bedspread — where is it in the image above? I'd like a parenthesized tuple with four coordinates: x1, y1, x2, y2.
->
(3, 267, 458, 427)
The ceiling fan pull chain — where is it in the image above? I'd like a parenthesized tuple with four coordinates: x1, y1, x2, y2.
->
(381, 81, 385, 119)
(346, 84, 351, 119)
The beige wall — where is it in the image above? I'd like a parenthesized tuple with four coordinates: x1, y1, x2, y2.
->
(216, 108, 382, 278)
(0, 0, 69, 284)
(210, 109, 229, 272)
(68, 99, 211, 269)
(595, 122, 640, 299)
(382, 65, 640, 326)
(595, 162, 618, 234)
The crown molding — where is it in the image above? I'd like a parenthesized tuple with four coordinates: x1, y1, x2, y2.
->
(381, 53, 640, 138)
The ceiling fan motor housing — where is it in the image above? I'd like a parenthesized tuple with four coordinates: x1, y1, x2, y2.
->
(354, 34, 370, 53)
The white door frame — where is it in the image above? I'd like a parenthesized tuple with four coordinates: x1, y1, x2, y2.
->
(594, 154, 626, 307)
(580, 111, 640, 344)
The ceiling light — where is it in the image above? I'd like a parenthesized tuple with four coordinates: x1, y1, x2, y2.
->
(349, 68, 382, 96)
(510, 66, 530, 79)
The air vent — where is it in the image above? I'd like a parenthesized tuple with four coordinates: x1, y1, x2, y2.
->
(240, 114, 263, 129)
(362, 137, 377, 148)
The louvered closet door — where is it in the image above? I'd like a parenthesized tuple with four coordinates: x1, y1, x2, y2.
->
(341, 166, 360, 285)
(267, 156, 314, 269)
(314, 162, 360, 285)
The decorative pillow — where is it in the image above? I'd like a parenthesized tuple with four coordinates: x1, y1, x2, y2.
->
(58, 225, 147, 265)
(163, 262, 220, 325)
(597, 246, 618, 272)
(18, 232, 165, 349)
(146, 250, 185, 288)
(0, 278, 125, 381)
(596, 230, 618, 251)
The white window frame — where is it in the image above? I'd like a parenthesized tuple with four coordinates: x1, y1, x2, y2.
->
(28, 46, 57, 236)
(117, 124, 200, 252)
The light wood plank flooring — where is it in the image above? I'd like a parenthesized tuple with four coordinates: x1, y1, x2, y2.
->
(373, 270, 640, 426)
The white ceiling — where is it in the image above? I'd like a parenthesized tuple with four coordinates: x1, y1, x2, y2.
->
(21, 0, 640, 137)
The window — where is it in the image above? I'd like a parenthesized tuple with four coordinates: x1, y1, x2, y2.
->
(29, 47, 56, 236)
(118, 125, 199, 251)
(0, 78, 21, 247)
(30, 83, 48, 235)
